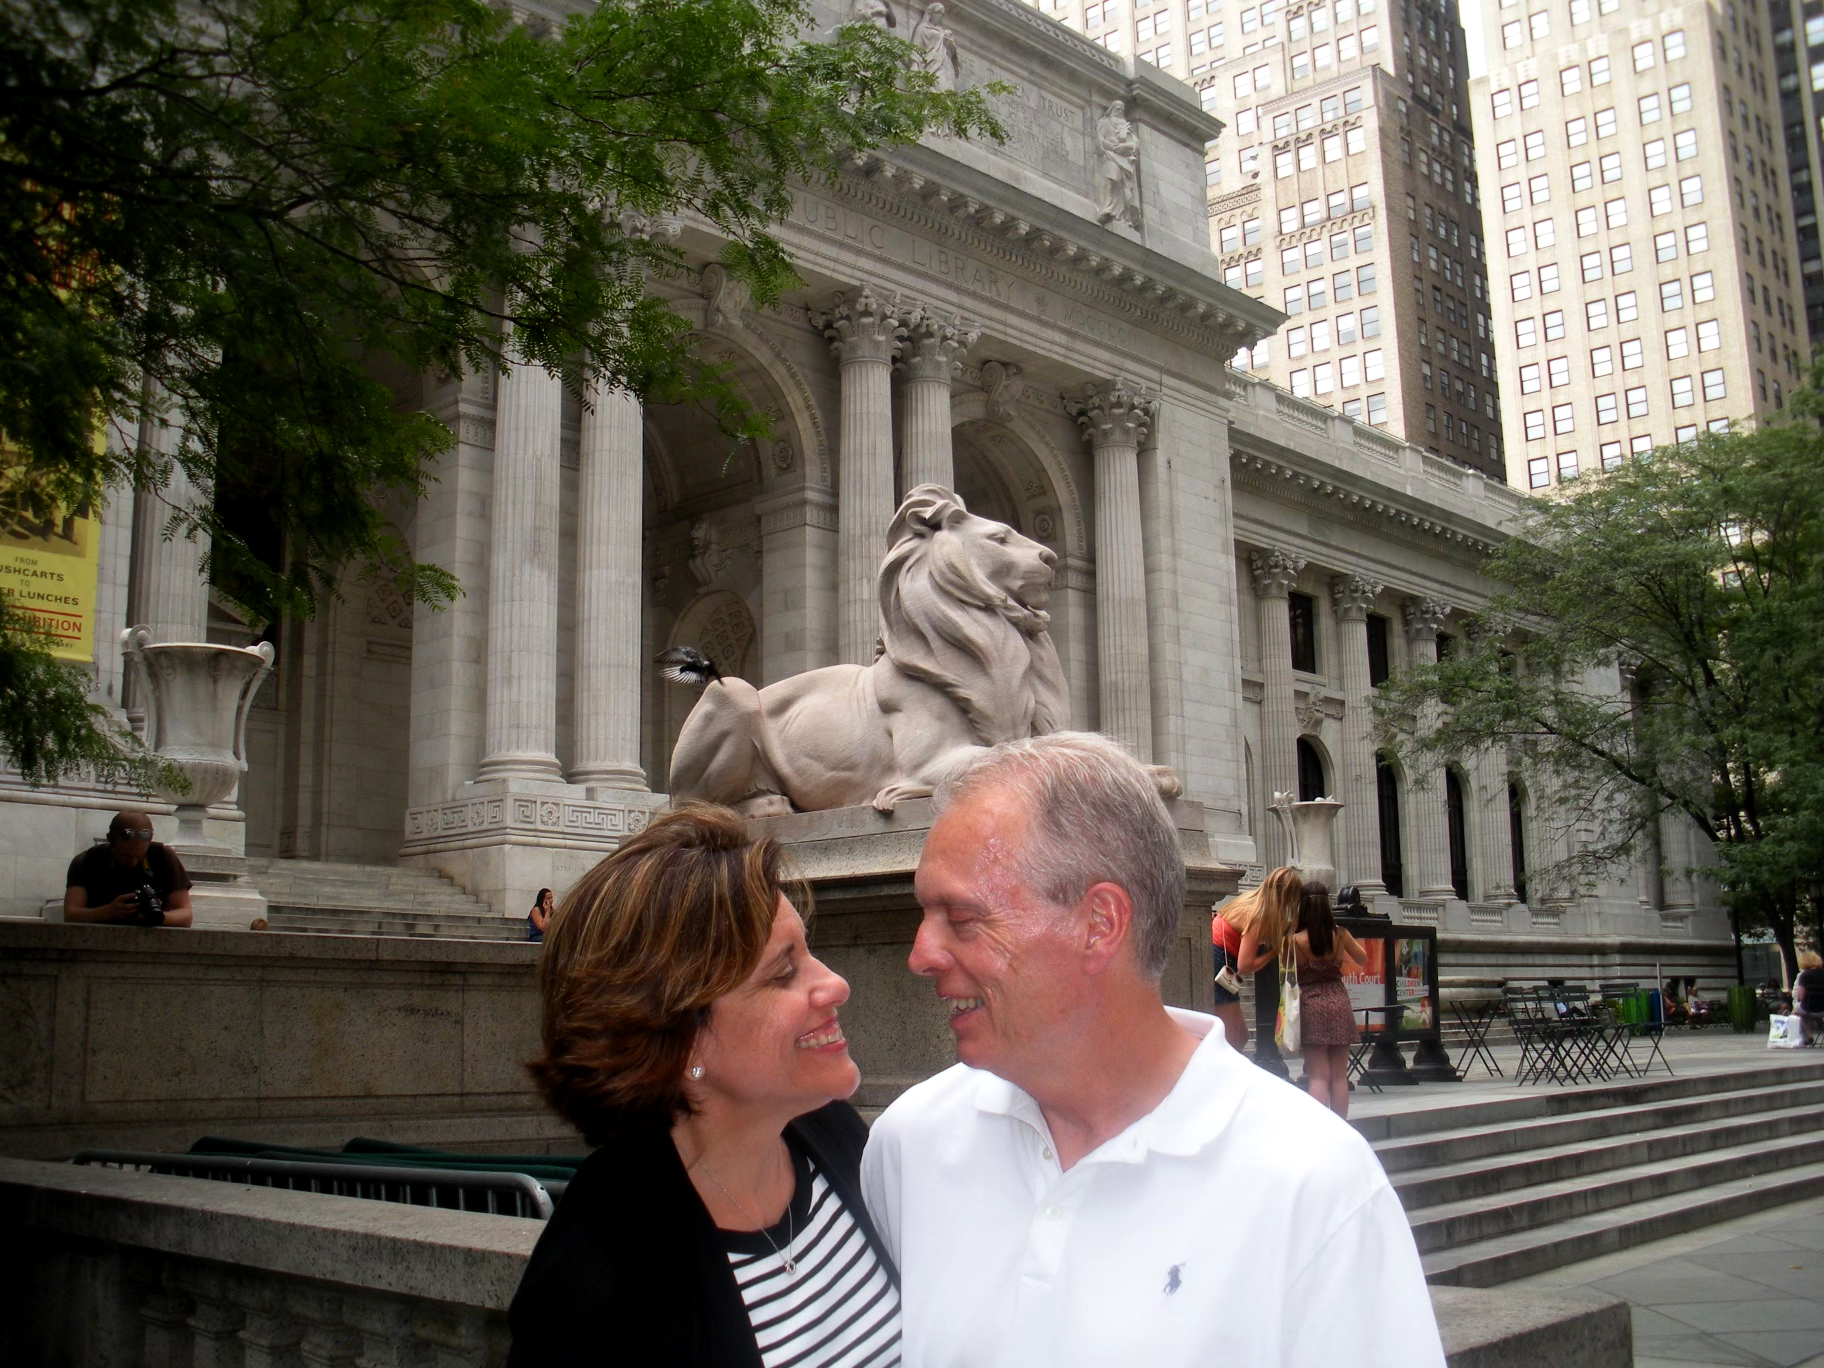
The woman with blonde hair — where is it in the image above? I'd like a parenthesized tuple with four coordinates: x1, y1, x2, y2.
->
(1210, 866, 1303, 1052)
(508, 804, 900, 1367)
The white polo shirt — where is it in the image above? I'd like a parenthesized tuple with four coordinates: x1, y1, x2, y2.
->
(861, 1009, 1444, 1368)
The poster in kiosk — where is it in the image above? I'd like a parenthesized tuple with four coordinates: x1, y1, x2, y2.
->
(1337, 918, 1457, 1085)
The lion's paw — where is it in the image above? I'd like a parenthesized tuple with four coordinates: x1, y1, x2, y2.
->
(1147, 765, 1184, 800)
(871, 782, 934, 814)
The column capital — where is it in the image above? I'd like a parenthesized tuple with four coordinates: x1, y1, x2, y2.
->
(1068, 378, 1157, 450)
(897, 306, 979, 382)
(1249, 547, 1307, 599)
(1402, 595, 1453, 642)
(812, 284, 904, 365)
(1330, 572, 1384, 620)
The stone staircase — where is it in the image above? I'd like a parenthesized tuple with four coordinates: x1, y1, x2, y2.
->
(248, 859, 524, 941)
(1352, 1059, 1824, 1287)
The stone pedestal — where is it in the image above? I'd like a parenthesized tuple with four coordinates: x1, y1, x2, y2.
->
(400, 786, 668, 921)
(751, 798, 1239, 1110)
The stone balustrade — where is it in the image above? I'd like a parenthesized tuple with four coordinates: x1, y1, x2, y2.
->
(0, 1155, 1631, 1367)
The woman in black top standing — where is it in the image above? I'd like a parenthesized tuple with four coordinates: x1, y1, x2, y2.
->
(508, 805, 900, 1368)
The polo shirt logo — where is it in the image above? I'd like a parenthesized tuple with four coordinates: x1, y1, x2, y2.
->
(1164, 1264, 1184, 1295)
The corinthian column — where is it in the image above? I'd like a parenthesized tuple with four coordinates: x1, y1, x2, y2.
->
(1250, 548, 1306, 868)
(1330, 573, 1387, 895)
(813, 286, 903, 665)
(1403, 596, 1456, 901)
(571, 381, 646, 792)
(129, 390, 211, 644)
(897, 307, 977, 493)
(477, 358, 563, 782)
(1070, 381, 1156, 762)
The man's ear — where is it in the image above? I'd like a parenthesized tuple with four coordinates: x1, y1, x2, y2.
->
(1080, 882, 1134, 974)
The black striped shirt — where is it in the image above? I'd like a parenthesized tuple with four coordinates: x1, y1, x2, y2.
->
(721, 1144, 901, 1368)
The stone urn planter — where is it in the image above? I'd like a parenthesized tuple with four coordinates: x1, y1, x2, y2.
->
(1269, 790, 1345, 892)
(120, 627, 274, 928)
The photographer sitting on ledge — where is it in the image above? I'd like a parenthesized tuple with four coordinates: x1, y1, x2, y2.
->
(63, 810, 193, 928)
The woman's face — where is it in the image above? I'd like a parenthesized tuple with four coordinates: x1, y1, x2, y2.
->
(540, 890, 554, 912)
(691, 895, 859, 1118)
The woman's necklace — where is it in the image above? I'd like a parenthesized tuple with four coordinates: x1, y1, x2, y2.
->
(695, 1146, 798, 1276)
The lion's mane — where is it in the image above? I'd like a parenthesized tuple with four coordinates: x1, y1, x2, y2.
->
(878, 485, 1070, 746)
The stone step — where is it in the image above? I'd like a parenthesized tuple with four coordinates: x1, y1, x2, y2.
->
(1389, 1096, 1824, 1209)
(1421, 1158, 1824, 1287)
(265, 907, 526, 942)
(246, 859, 506, 938)
(1373, 1077, 1824, 1174)
(1404, 1128, 1824, 1255)
(1353, 1058, 1824, 1144)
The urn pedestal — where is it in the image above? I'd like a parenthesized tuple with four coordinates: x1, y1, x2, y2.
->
(121, 627, 275, 929)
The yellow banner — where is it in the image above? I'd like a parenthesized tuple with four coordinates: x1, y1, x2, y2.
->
(1, 503, 102, 662)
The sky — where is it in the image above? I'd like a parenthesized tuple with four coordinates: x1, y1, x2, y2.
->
(1461, 0, 1490, 80)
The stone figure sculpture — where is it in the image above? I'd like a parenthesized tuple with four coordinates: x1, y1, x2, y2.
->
(1095, 99, 1141, 228)
(910, 1, 958, 90)
(665, 485, 1067, 814)
(853, 0, 896, 27)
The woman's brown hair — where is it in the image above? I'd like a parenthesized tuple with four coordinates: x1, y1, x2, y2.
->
(1297, 881, 1336, 960)
(527, 803, 795, 1142)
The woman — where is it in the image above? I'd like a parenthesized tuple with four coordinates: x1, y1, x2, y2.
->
(1290, 882, 1368, 1117)
(508, 805, 900, 1367)
(1796, 950, 1824, 1044)
(1210, 866, 1303, 1052)
(526, 887, 552, 943)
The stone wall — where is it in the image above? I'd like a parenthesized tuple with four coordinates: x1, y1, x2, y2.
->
(0, 922, 573, 1160)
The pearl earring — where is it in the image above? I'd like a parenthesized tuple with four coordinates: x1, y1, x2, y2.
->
(689, 1065, 704, 1080)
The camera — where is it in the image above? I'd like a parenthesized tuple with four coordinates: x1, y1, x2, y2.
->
(133, 883, 165, 927)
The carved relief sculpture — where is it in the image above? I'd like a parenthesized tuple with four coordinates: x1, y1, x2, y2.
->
(665, 485, 1067, 814)
(910, 1, 958, 90)
(1095, 99, 1141, 229)
(853, 0, 896, 26)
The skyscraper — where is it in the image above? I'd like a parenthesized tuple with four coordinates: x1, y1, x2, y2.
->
(1770, 0, 1824, 341)
(1022, 0, 1505, 477)
(1470, 0, 1806, 493)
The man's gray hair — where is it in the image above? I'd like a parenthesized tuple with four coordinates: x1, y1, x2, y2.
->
(932, 732, 1185, 978)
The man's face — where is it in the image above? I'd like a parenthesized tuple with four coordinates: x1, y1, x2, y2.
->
(910, 787, 1085, 1082)
(108, 822, 152, 866)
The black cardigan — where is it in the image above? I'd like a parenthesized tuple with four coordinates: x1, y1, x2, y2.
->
(505, 1101, 896, 1367)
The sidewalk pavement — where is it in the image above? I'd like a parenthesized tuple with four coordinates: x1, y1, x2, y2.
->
(1507, 1193, 1824, 1368)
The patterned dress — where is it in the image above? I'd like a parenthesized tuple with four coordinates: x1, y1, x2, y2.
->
(1296, 953, 1361, 1047)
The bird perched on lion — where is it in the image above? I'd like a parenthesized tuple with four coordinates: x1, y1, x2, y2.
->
(662, 484, 1180, 815)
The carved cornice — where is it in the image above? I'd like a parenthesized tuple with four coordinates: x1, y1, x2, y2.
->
(1230, 449, 1502, 557)
(1068, 379, 1158, 451)
(1330, 572, 1384, 620)
(1249, 547, 1307, 599)
(897, 306, 979, 382)
(811, 284, 905, 365)
(823, 155, 1276, 359)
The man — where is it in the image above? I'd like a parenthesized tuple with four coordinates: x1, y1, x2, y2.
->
(861, 733, 1442, 1367)
(63, 811, 194, 927)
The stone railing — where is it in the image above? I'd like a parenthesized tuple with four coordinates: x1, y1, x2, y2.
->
(0, 1157, 1631, 1367)
(0, 1158, 535, 1367)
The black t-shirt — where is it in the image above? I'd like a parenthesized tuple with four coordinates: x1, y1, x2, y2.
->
(1799, 968, 1824, 1013)
(65, 843, 192, 910)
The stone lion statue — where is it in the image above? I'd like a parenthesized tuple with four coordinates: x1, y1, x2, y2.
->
(667, 485, 1070, 815)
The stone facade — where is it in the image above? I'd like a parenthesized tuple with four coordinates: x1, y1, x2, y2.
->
(0, 0, 1727, 979)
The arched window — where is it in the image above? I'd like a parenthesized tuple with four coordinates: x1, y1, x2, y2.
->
(1445, 769, 1470, 901)
(1296, 737, 1327, 802)
(1508, 781, 1529, 904)
(1376, 754, 1405, 898)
